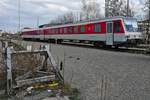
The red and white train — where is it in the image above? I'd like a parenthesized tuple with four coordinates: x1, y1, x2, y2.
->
(21, 17, 143, 47)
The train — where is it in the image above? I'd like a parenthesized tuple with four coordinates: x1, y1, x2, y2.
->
(21, 17, 143, 47)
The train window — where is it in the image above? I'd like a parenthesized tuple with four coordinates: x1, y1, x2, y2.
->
(57, 28, 59, 34)
(124, 19, 138, 32)
(51, 29, 53, 34)
(64, 28, 67, 33)
(81, 26, 85, 32)
(114, 22, 121, 33)
(54, 29, 56, 34)
(56, 29, 58, 34)
(55, 29, 57, 34)
(74, 26, 78, 33)
(94, 24, 101, 32)
(52, 29, 54, 33)
(57, 29, 59, 33)
(60, 28, 63, 33)
(53, 29, 56, 34)
(107, 23, 113, 33)
(53, 29, 55, 33)
(48, 29, 51, 34)
(69, 27, 72, 33)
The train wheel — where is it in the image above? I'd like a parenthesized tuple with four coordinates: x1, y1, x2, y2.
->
(114, 46, 119, 49)
(69, 40, 73, 42)
(102, 44, 107, 48)
(57, 39, 62, 44)
(48, 39, 51, 43)
(53, 39, 56, 43)
(105, 45, 112, 48)
(93, 42, 100, 47)
(79, 40, 84, 43)
(49, 39, 56, 43)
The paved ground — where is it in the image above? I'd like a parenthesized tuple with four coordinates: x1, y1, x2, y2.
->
(48, 44, 150, 100)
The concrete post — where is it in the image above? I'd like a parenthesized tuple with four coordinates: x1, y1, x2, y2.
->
(6, 47, 12, 95)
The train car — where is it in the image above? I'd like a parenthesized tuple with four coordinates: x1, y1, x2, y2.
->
(22, 17, 143, 47)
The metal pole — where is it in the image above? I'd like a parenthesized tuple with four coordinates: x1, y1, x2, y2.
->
(18, 0, 21, 34)
(127, 0, 129, 17)
(37, 16, 39, 28)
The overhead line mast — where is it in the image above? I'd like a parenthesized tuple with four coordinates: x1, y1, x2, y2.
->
(18, 0, 21, 34)
(127, 0, 129, 17)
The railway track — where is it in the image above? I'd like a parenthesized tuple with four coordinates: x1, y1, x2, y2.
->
(60, 42, 150, 54)
(19, 39, 150, 55)
(1, 37, 150, 55)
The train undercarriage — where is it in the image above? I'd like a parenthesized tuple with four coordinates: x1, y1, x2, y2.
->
(23, 37, 143, 49)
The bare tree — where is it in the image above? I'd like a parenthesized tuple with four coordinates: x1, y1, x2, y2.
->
(143, 0, 150, 19)
(49, 12, 77, 26)
(46, 0, 102, 26)
(105, 0, 134, 17)
(143, 0, 150, 43)
(81, 0, 102, 20)
(82, 0, 88, 20)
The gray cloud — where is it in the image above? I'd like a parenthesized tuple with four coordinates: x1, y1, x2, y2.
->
(0, 0, 83, 32)
(0, 0, 145, 32)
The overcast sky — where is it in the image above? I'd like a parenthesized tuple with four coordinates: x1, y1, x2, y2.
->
(0, 0, 146, 33)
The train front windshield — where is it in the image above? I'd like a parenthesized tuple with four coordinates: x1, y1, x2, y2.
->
(124, 18, 138, 32)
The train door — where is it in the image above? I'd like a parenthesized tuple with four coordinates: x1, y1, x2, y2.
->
(106, 22, 114, 45)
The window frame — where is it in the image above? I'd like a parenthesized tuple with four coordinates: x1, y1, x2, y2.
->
(107, 22, 113, 33)
(80, 25, 85, 33)
(94, 24, 101, 32)
(74, 26, 78, 33)
(60, 28, 63, 33)
(64, 27, 67, 34)
(68, 27, 73, 33)
(114, 21, 121, 33)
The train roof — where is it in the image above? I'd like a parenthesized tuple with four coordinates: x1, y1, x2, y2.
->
(22, 16, 136, 32)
